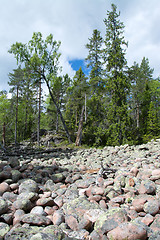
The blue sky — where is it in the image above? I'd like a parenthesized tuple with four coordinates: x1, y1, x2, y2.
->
(0, 0, 160, 93)
(69, 59, 90, 76)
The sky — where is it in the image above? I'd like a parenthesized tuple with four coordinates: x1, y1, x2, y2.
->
(0, 0, 160, 93)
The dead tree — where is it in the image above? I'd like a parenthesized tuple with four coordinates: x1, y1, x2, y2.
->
(75, 105, 85, 146)
(96, 161, 117, 186)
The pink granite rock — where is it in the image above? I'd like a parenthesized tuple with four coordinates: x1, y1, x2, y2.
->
(107, 222, 147, 240)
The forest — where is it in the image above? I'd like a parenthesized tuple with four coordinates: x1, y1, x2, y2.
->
(0, 4, 160, 148)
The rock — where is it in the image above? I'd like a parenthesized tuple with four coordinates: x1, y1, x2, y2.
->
(2, 141, 160, 239)
(111, 196, 125, 204)
(3, 192, 17, 202)
(54, 196, 63, 208)
(143, 200, 159, 216)
(4, 225, 48, 240)
(51, 173, 65, 183)
(90, 230, 108, 240)
(148, 231, 160, 240)
(30, 206, 46, 216)
(17, 192, 38, 202)
(130, 167, 139, 176)
(29, 232, 56, 240)
(138, 180, 156, 195)
(0, 182, 10, 195)
(107, 222, 147, 240)
(99, 199, 108, 209)
(0, 171, 12, 182)
(78, 217, 92, 231)
(0, 222, 10, 239)
(12, 199, 32, 211)
(8, 157, 19, 168)
(94, 208, 128, 234)
(75, 179, 91, 188)
(10, 183, 19, 191)
(88, 194, 102, 202)
(132, 197, 147, 212)
(84, 209, 106, 223)
(62, 197, 101, 222)
(65, 214, 79, 231)
(52, 210, 65, 225)
(0, 198, 8, 214)
(13, 209, 25, 225)
(152, 169, 160, 176)
(36, 197, 55, 207)
(21, 213, 52, 226)
(44, 180, 55, 191)
(141, 214, 154, 226)
(67, 229, 90, 239)
(19, 179, 39, 193)
(150, 215, 160, 231)
(11, 170, 22, 182)
(91, 186, 104, 195)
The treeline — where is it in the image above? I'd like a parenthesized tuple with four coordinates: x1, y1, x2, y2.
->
(0, 4, 160, 147)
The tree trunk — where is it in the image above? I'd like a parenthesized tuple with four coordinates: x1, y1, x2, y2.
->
(2, 122, 6, 147)
(56, 111, 59, 133)
(75, 105, 85, 146)
(15, 86, 19, 145)
(136, 102, 140, 128)
(37, 80, 41, 147)
(44, 77, 72, 143)
(85, 94, 87, 123)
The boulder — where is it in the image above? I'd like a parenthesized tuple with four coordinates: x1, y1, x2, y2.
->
(94, 208, 128, 234)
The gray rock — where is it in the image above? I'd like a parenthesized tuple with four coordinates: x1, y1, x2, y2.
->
(11, 170, 22, 182)
(0, 197, 8, 214)
(63, 197, 101, 222)
(21, 213, 52, 226)
(2, 192, 17, 202)
(19, 179, 39, 193)
(13, 199, 32, 211)
(8, 157, 19, 168)
(149, 231, 160, 240)
(44, 179, 55, 191)
(4, 226, 44, 240)
(17, 192, 39, 202)
(0, 222, 10, 238)
(144, 200, 159, 216)
(31, 206, 46, 216)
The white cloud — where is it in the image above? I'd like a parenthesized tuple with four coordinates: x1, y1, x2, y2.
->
(0, 0, 160, 92)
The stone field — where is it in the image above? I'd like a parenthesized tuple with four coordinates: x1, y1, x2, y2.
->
(1, 140, 160, 239)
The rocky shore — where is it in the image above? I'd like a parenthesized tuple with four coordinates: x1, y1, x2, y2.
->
(1, 140, 160, 239)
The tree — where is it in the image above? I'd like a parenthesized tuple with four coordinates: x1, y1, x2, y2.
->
(103, 4, 130, 145)
(0, 91, 11, 147)
(9, 32, 72, 143)
(65, 67, 88, 141)
(85, 29, 106, 145)
(8, 67, 24, 145)
(46, 74, 71, 133)
(128, 57, 154, 138)
(85, 29, 104, 93)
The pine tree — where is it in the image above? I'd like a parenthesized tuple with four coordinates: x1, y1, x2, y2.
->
(85, 29, 107, 145)
(103, 4, 130, 145)
(0, 91, 10, 147)
(129, 57, 154, 139)
(8, 67, 24, 145)
(65, 67, 88, 139)
(85, 29, 104, 93)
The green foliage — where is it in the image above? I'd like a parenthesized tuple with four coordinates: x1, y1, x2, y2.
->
(4, 6, 160, 147)
(65, 67, 88, 135)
